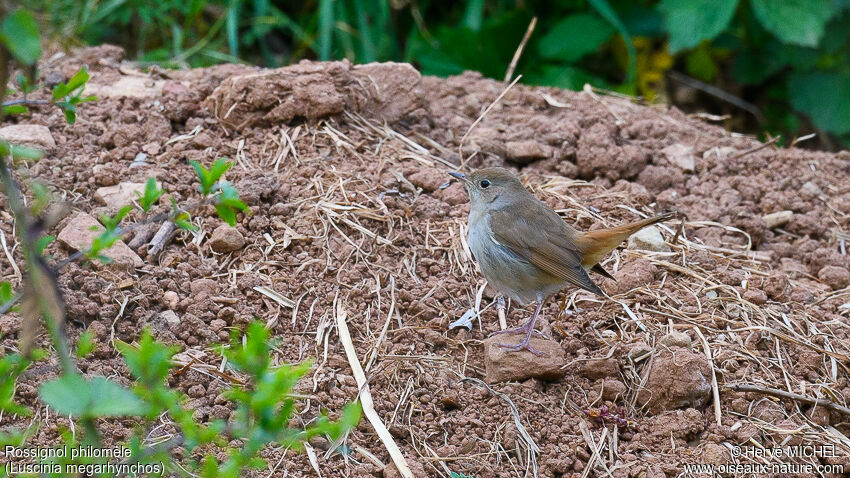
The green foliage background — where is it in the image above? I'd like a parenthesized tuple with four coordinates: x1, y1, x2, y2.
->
(29, 0, 850, 147)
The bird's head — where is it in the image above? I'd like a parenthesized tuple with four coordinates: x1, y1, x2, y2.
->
(449, 167, 527, 208)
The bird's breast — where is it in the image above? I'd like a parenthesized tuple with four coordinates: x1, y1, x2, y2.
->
(467, 214, 560, 305)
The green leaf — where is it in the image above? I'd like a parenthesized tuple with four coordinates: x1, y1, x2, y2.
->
(87, 231, 120, 260)
(100, 205, 132, 230)
(192, 158, 233, 195)
(87, 377, 147, 416)
(618, 3, 665, 37)
(658, 0, 738, 52)
(404, 12, 531, 80)
(750, 0, 836, 47)
(38, 374, 91, 416)
(39, 375, 146, 417)
(217, 183, 248, 211)
(0, 9, 41, 65)
(170, 199, 198, 231)
(59, 103, 76, 124)
(137, 177, 164, 212)
(789, 72, 850, 134)
(175, 217, 198, 231)
(732, 39, 791, 85)
(0, 282, 12, 304)
(213, 183, 248, 226)
(538, 14, 614, 62)
(215, 204, 237, 226)
(208, 158, 233, 185)
(588, 0, 637, 86)
(52, 68, 90, 101)
(34, 235, 55, 255)
(16, 73, 38, 93)
(0, 354, 32, 416)
(64, 67, 90, 94)
(3, 105, 28, 115)
(190, 160, 209, 192)
(76, 331, 94, 358)
(685, 43, 718, 82)
(116, 330, 178, 387)
(10, 145, 43, 160)
(225, 321, 273, 376)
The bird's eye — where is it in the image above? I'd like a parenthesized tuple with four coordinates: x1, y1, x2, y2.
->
(479, 180, 490, 189)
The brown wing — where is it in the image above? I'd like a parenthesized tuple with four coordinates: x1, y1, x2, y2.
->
(487, 201, 604, 296)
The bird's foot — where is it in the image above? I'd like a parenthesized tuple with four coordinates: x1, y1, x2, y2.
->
(496, 334, 547, 356)
(490, 321, 548, 356)
(488, 326, 546, 339)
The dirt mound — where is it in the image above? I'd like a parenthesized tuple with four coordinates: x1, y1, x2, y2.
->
(2, 46, 850, 477)
(206, 59, 423, 130)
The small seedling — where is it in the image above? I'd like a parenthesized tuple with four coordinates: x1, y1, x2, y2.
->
(191, 158, 233, 195)
(214, 182, 249, 226)
(190, 158, 250, 226)
(51, 67, 97, 124)
(136, 177, 164, 212)
(0, 351, 41, 417)
(75, 331, 94, 358)
(15, 72, 38, 94)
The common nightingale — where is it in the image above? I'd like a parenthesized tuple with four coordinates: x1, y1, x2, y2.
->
(450, 167, 675, 355)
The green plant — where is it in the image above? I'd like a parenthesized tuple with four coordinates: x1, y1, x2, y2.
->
(137, 177, 164, 212)
(1, 8, 96, 123)
(117, 324, 361, 477)
(190, 157, 249, 226)
(0, 350, 43, 417)
(28, 0, 850, 147)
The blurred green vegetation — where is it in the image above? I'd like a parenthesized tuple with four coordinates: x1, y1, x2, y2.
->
(24, 0, 850, 148)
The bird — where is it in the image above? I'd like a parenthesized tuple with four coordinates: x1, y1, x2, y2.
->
(450, 167, 675, 355)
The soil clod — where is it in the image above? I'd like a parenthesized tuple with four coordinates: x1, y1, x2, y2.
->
(0, 124, 55, 151)
(637, 347, 712, 413)
(484, 335, 566, 383)
(57, 211, 142, 268)
(208, 224, 246, 253)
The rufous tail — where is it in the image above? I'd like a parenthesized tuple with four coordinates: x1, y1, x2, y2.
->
(576, 212, 676, 269)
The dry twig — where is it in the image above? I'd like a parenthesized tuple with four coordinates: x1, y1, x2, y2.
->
(336, 301, 413, 478)
(727, 384, 850, 416)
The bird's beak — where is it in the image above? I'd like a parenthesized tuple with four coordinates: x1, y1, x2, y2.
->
(448, 171, 467, 182)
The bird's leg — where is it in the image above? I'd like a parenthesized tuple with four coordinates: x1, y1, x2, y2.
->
(488, 300, 547, 338)
(491, 300, 547, 356)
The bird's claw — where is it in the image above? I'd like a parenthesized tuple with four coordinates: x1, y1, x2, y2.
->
(496, 340, 547, 356)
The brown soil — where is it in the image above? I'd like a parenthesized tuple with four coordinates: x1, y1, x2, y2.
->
(2, 45, 850, 477)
